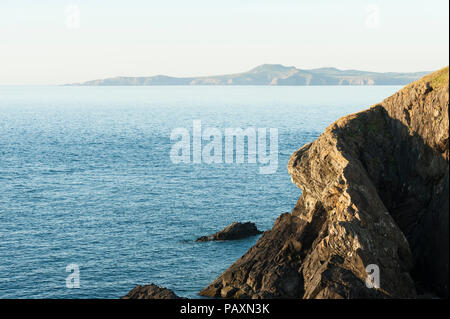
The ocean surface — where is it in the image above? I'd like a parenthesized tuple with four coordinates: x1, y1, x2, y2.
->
(0, 85, 402, 298)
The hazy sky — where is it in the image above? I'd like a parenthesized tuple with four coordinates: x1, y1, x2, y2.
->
(0, 0, 448, 85)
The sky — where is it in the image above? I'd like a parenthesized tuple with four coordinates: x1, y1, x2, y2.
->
(0, 0, 448, 85)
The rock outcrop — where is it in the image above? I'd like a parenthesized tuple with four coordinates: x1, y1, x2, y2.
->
(199, 67, 449, 299)
(196, 222, 263, 242)
(122, 284, 184, 299)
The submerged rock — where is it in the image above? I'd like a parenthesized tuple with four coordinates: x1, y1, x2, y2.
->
(196, 222, 263, 242)
(200, 67, 449, 299)
(121, 284, 184, 299)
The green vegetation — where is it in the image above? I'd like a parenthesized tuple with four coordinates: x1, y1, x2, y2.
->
(429, 66, 449, 89)
(414, 66, 449, 90)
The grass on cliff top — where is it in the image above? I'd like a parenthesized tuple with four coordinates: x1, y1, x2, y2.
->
(416, 66, 449, 90)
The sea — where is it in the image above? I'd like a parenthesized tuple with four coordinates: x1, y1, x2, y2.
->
(0, 85, 401, 298)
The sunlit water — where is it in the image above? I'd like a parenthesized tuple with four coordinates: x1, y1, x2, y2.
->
(0, 85, 401, 298)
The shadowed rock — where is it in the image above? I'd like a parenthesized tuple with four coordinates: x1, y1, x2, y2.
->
(121, 284, 185, 299)
(196, 222, 263, 242)
(200, 67, 449, 299)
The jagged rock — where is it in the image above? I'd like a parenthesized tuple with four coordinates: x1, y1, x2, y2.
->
(121, 284, 184, 299)
(200, 67, 449, 299)
(195, 222, 263, 242)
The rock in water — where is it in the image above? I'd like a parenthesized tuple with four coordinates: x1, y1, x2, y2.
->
(121, 284, 184, 299)
(199, 67, 449, 299)
(195, 222, 263, 242)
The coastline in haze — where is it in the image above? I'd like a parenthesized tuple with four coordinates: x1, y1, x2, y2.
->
(67, 64, 429, 86)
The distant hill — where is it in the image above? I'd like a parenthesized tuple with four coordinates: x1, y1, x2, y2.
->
(68, 64, 429, 86)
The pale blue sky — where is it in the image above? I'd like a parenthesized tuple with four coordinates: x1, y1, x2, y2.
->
(0, 0, 448, 84)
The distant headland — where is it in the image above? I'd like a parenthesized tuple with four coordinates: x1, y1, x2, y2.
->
(66, 64, 429, 86)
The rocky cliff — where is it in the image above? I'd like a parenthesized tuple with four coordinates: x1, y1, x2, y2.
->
(199, 67, 449, 299)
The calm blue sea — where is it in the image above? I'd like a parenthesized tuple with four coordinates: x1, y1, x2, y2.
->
(0, 85, 401, 298)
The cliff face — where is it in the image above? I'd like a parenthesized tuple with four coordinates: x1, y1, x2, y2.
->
(200, 67, 449, 299)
